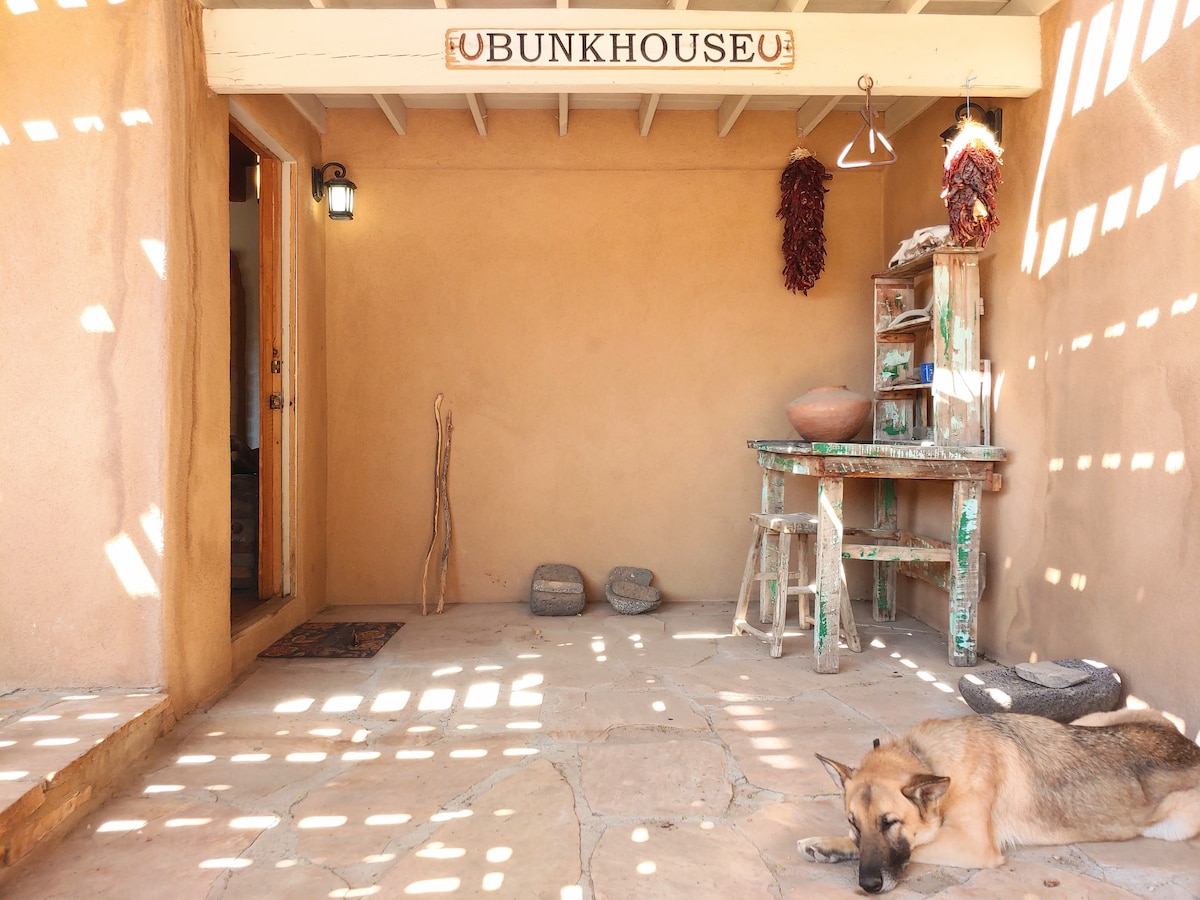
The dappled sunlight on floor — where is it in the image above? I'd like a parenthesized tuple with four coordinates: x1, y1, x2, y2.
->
(3, 601, 1198, 898)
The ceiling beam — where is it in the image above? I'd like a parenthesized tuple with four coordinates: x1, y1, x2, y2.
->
(883, 96, 939, 134)
(285, 94, 326, 133)
(774, 0, 810, 10)
(795, 95, 841, 136)
(717, 94, 752, 137)
(558, 93, 569, 137)
(203, 10, 1042, 100)
(883, 0, 931, 12)
(373, 94, 408, 136)
(466, 93, 488, 136)
(638, 94, 660, 137)
(998, 0, 1062, 14)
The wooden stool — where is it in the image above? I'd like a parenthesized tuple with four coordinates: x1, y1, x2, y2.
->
(732, 513, 861, 659)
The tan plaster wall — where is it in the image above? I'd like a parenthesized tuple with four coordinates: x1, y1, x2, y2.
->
(0, 2, 328, 714)
(884, 1, 1200, 731)
(0, 0, 175, 687)
(321, 109, 885, 607)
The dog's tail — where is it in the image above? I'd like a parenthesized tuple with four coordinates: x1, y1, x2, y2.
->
(1072, 708, 1180, 731)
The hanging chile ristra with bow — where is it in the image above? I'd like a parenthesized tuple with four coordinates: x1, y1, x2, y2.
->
(777, 148, 833, 295)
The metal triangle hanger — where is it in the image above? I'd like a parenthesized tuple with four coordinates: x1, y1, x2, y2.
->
(837, 75, 897, 169)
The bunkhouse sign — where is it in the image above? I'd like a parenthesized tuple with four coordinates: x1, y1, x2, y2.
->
(446, 28, 795, 69)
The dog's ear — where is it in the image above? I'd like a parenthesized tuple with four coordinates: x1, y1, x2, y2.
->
(901, 773, 950, 812)
(815, 753, 856, 791)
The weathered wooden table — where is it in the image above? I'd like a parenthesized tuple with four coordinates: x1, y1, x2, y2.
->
(749, 439, 1005, 673)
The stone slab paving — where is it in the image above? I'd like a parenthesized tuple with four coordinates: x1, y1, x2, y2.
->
(3, 600, 1198, 898)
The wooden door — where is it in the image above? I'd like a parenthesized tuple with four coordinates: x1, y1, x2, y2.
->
(230, 118, 283, 601)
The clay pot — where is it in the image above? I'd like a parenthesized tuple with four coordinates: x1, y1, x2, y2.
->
(785, 385, 871, 442)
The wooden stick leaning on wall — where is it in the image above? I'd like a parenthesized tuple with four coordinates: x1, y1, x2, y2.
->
(436, 410, 453, 614)
(421, 393, 446, 616)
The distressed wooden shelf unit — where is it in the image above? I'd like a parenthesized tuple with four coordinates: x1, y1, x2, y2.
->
(872, 247, 989, 446)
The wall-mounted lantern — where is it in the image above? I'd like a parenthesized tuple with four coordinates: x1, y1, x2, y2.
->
(311, 162, 356, 220)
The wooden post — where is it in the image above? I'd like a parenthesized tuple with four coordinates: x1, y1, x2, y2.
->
(872, 478, 898, 622)
(948, 479, 981, 666)
(759, 470, 785, 624)
(814, 475, 844, 673)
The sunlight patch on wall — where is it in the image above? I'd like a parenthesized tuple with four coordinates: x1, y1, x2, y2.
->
(1068, 204, 1098, 256)
(1177, 145, 1200, 185)
(1136, 164, 1168, 216)
(1021, 21, 1079, 273)
(140, 504, 163, 556)
(141, 239, 166, 280)
(104, 532, 159, 598)
(1038, 218, 1068, 278)
(73, 116, 103, 133)
(1070, 572, 1088, 591)
(7, 0, 37, 14)
(1165, 450, 1185, 472)
(1142, 0, 1178, 61)
(23, 120, 57, 141)
(0, 126, 8, 145)
(80, 305, 115, 333)
(1137, 307, 1159, 328)
(119, 109, 152, 126)
(1105, 0, 1144, 96)
(1045, 567, 1062, 585)
(1078, 455, 1093, 469)
(1131, 451, 1155, 470)
(1101, 186, 1132, 234)
(1102, 453, 1123, 468)
(1070, 333, 1093, 350)
(1104, 321, 1127, 337)
(57, 0, 86, 8)
(1073, 3, 1114, 115)
(1172, 293, 1197, 315)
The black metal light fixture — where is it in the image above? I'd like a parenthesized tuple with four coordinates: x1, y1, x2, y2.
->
(940, 103, 1003, 146)
(311, 162, 356, 220)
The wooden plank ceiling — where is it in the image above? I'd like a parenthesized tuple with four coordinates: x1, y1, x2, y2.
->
(201, 0, 1059, 138)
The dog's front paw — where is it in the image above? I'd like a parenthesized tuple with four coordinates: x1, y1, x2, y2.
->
(798, 836, 858, 864)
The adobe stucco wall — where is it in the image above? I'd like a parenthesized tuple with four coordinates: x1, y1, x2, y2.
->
(1, 1, 183, 688)
(885, 1, 1200, 731)
(0, 2, 328, 714)
(321, 109, 885, 609)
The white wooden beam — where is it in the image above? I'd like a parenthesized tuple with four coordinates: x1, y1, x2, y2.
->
(883, 96, 939, 134)
(638, 94, 660, 137)
(716, 94, 752, 137)
(466, 93, 487, 136)
(558, 93, 569, 137)
(373, 94, 408, 136)
(795, 95, 841, 136)
(204, 10, 1042, 99)
(285, 93, 326, 134)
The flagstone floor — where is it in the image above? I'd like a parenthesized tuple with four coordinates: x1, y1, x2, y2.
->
(5, 600, 1199, 899)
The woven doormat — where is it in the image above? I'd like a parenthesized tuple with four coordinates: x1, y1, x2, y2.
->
(258, 621, 404, 659)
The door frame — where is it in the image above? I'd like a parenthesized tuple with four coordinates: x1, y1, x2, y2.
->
(229, 106, 297, 602)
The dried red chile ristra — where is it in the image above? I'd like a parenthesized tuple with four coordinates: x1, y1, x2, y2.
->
(778, 151, 833, 295)
(942, 142, 1002, 247)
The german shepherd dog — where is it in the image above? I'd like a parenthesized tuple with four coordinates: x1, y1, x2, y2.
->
(798, 709, 1200, 894)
